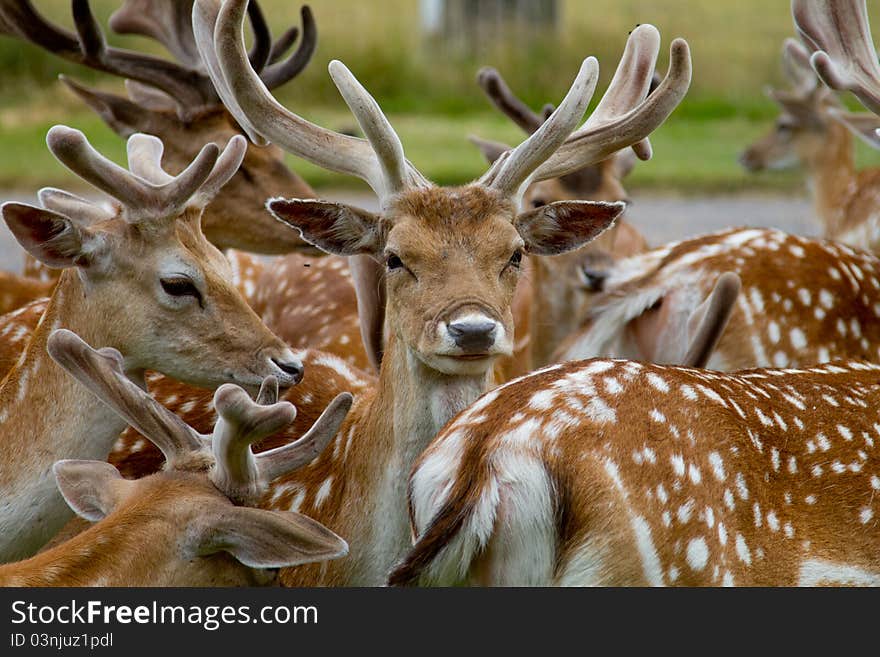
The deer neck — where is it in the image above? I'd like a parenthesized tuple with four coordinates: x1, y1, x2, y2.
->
(529, 257, 579, 367)
(333, 333, 492, 585)
(805, 124, 857, 238)
(0, 271, 133, 562)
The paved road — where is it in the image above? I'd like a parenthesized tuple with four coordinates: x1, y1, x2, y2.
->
(0, 190, 817, 273)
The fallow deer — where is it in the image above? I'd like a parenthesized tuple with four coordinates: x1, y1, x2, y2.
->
(0, 0, 375, 370)
(98, 1, 691, 586)
(739, 37, 880, 252)
(471, 67, 651, 376)
(390, 355, 880, 586)
(0, 125, 303, 562)
(0, 330, 349, 587)
(553, 227, 880, 370)
(0, 0, 319, 255)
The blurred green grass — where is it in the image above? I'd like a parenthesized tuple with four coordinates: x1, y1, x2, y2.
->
(3, 0, 880, 193)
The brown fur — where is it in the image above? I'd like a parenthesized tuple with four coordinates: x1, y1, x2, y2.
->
(394, 358, 880, 586)
(555, 227, 880, 370)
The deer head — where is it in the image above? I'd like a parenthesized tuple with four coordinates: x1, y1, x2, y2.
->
(194, 0, 691, 378)
(45, 329, 350, 586)
(738, 37, 880, 173)
(1, 126, 304, 389)
(0, 0, 319, 254)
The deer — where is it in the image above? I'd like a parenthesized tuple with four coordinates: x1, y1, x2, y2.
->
(552, 227, 880, 371)
(0, 0, 378, 371)
(739, 37, 880, 253)
(0, 330, 350, 587)
(389, 354, 880, 586)
(0, 125, 305, 563)
(471, 66, 651, 377)
(88, 0, 692, 587)
(0, 0, 319, 256)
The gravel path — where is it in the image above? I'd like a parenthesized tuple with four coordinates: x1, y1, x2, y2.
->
(0, 190, 818, 273)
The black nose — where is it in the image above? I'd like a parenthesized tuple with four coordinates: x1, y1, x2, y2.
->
(448, 320, 497, 353)
(272, 358, 304, 384)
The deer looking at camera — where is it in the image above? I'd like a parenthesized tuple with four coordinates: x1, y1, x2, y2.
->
(0, 125, 304, 563)
(0, 330, 350, 587)
(471, 67, 651, 376)
(739, 37, 880, 252)
(100, 1, 691, 587)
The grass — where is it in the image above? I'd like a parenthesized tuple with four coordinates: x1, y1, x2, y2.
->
(3, 1, 880, 194)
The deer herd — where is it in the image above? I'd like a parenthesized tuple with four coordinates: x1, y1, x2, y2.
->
(0, 0, 877, 588)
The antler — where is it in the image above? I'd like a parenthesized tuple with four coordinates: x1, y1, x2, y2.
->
(0, 1, 316, 119)
(478, 25, 692, 198)
(211, 378, 353, 505)
(0, 0, 213, 113)
(46, 329, 205, 470)
(48, 329, 352, 497)
(476, 67, 546, 134)
(792, 0, 880, 115)
(195, 0, 427, 200)
(45, 126, 246, 223)
(109, 0, 316, 92)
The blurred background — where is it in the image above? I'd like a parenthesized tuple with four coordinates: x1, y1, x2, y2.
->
(2, 0, 880, 195)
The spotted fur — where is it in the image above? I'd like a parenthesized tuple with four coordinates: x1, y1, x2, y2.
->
(392, 358, 880, 586)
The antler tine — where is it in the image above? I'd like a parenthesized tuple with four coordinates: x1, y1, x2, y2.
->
(257, 393, 353, 483)
(261, 5, 318, 90)
(782, 37, 818, 95)
(47, 125, 223, 223)
(479, 57, 599, 198)
(531, 30, 691, 183)
(792, 0, 880, 116)
(267, 25, 299, 66)
(196, 0, 423, 199)
(209, 378, 299, 505)
(46, 329, 203, 466)
(37, 187, 115, 225)
(126, 134, 174, 185)
(190, 135, 248, 209)
(245, 0, 272, 73)
(0, 0, 213, 114)
(476, 66, 544, 135)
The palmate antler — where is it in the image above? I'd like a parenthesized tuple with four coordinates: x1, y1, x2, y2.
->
(792, 0, 880, 116)
(47, 329, 352, 505)
(0, 0, 317, 119)
(38, 126, 244, 224)
(194, 0, 691, 203)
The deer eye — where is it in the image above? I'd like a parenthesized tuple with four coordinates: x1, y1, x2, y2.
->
(386, 254, 404, 271)
(160, 277, 203, 306)
(505, 249, 523, 272)
(531, 198, 547, 209)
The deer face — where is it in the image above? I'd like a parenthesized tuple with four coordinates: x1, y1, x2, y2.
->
(3, 205, 303, 391)
(104, 213, 304, 388)
(739, 89, 836, 172)
(269, 185, 623, 377)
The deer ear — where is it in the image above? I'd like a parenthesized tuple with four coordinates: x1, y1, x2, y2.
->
(195, 507, 349, 568)
(60, 76, 158, 138)
(515, 200, 625, 256)
(828, 109, 880, 149)
(53, 460, 126, 522)
(267, 198, 384, 257)
(2, 203, 106, 269)
(468, 135, 512, 164)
